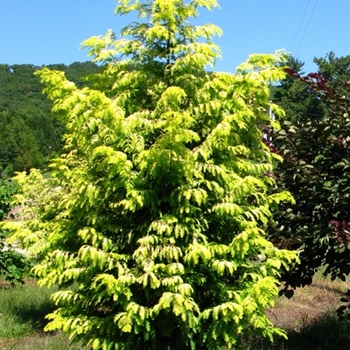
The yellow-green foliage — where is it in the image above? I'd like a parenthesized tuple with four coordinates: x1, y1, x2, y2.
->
(4, 0, 298, 349)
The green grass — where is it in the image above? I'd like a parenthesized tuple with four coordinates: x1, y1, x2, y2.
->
(0, 279, 88, 349)
(0, 281, 55, 338)
(1, 274, 350, 350)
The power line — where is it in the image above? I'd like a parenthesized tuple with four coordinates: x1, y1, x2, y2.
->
(295, 0, 319, 57)
(291, 0, 312, 53)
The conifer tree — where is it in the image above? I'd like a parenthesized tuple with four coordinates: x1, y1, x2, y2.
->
(5, 0, 298, 348)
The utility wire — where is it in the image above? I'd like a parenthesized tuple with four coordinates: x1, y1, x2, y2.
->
(295, 0, 319, 56)
(291, 0, 312, 53)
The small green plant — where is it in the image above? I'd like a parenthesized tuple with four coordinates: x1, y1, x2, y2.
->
(0, 178, 28, 285)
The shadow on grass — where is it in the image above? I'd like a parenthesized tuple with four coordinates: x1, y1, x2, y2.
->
(0, 280, 57, 335)
(286, 312, 350, 350)
(14, 293, 56, 332)
(247, 312, 350, 350)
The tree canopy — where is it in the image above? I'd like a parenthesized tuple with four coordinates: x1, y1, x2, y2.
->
(5, 1, 298, 349)
(269, 53, 350, 297)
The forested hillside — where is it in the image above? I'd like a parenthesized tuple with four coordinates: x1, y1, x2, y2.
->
(0, 62, 101, 175)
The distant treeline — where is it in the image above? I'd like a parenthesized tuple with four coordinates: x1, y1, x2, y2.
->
(0, 62, 102, 176)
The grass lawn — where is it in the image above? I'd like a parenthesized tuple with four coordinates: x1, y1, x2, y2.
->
(0, 279, 87, 350)
(250, 271, 350, 350)
(1, 273, 350, 349)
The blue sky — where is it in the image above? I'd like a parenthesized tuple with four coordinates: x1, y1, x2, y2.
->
(1, 0, 349, 73)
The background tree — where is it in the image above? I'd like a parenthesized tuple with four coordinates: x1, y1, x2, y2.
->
(0, 62, 102, 174)
(269, 53, 350, 296)
(6, 1, 298, 349)
(314, 51, 350, 94)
